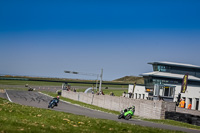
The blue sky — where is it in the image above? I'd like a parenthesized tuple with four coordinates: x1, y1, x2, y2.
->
(0, 0, 200, 80)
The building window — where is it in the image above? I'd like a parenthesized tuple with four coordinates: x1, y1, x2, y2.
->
(153, 65, 158, 71)
(163, 86, 174, 97)
(139, 94, 141, 99)
(164, 87, 169, 96)
(156, 65, 167, 72)
(196, 72, 200, 77)
(169, 87, 174, 97)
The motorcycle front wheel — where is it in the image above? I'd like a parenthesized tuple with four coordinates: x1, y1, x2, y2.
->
(118, 114, 123, 119)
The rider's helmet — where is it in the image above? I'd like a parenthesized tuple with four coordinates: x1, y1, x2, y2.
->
(132, 106, 135, 109)
(57, 96, 60, 99)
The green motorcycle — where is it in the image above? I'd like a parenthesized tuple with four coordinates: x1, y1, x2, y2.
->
(118, 106, 135, 120)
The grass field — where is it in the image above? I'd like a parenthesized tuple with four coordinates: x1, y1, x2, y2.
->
(76, 88, 127, 97)
(0, 80, 62, 86)
(0, 97, 183, 133)
(0, 79, 128, 96)
(0, 79, 129, 88)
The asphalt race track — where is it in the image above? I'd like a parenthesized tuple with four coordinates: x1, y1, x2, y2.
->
(4, 90, 200, 133)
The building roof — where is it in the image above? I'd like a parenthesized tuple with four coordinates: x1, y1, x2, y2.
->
(148, 61, 200, 69)
(140, 71, 200, 82)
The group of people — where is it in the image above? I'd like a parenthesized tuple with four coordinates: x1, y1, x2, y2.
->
(110, 92, 115, 96)
(178, 99, 192, 109)
(66, 87, 77, 92)
(96, 91, 105, 95)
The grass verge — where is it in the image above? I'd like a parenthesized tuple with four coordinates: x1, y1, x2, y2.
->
(0, 79, 128, 97)
(142, 118, 200, 130)
(0, 97, 181, 133)
(0, 80, 62, 86)
(76, 88, 127, 97)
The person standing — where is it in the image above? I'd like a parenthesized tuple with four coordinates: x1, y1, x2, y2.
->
(187, 102, 192, 109)
(122, 92, 126, 97)
(179, 99, 185, 108)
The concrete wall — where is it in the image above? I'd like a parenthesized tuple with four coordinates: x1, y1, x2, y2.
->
(165, 111, 200, 126)
(168, 107, 200, 126)
(62, 90, 176, 119)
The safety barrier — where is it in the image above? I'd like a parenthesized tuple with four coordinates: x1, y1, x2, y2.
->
(62, 90, 176, 119)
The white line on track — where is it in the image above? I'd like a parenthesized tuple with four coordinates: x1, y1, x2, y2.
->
(5, 90, 13, 102)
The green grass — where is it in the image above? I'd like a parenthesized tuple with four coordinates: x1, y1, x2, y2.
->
(102, 89, 127, 96)
(0, 80, 62, 86)
(0, 97, 182, 133)
(69, 82, 128, 88)
(75, 88, 127, 97)
(142, 119, 200, 130)
(0, 79, 128, 89)
(0, 80, 128, 96)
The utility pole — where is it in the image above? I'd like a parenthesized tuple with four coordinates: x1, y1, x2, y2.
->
(99, 69, 103, 93)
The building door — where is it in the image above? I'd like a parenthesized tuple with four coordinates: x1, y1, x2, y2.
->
(196, 99, 199, 110)
(164, 87, 169, 96)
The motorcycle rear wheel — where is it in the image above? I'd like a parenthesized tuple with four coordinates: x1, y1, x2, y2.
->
(125, 114, 131, 120)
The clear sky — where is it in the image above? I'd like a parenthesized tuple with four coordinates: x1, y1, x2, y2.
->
(0, 0, 200, 80)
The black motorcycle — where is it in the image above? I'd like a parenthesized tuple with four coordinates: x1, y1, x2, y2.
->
(48, 99, 58, 108)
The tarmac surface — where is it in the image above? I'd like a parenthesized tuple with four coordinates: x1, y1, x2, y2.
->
(2, 89, 200, 133)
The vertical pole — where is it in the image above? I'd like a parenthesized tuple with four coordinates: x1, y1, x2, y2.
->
(96, 75, 99, 92)
(186, 97, 189, 109)
(99, 68, 103, 93)
(192, 98, 196, 110)
(198, 97, 200, 111)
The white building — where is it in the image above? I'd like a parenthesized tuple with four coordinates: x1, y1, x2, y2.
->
(132, 61, 200, 111)
(128, 84, 148, 99)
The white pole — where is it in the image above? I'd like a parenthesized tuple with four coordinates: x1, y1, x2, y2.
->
(99, 68, 103, 93)
(96, 75, 99, 91)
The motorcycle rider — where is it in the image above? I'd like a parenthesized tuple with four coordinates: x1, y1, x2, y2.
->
(49, 96, 60, 106)
(124, 106, 135, 113)
(131, 106, 135, 114)
(118, 105, 135, 120)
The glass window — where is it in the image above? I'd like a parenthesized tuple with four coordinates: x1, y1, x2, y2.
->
(153, 65, 158, 71)
(164, 87, 169, 96)
(158, 65, 161, 71)
(169, 87, 174, 97)
(160, 65, 166, 72)
(196, 72, 200, 77)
